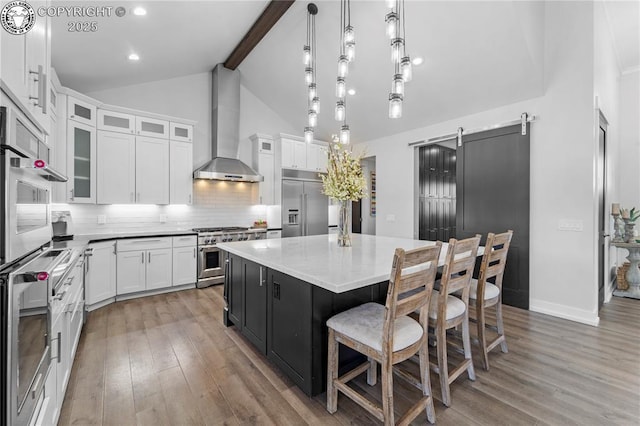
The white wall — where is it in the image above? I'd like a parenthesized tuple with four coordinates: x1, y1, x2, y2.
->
(355, 1, 603, 326)
(618, 71, 640, 207)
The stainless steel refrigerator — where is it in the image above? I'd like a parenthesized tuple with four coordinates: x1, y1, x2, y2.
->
(282, 180, 328, 237)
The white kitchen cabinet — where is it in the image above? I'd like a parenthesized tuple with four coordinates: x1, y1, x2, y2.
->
(172, 235, 197, 286)
(67, 120, 96, 203)
(170, 122, 193, 142)
(306, 143, 328, 173)
(136, 136, 169, 204)
(169, 140, 193, 204)
(97, 131, 136, 204)
(136, 116, 169, 139)
(67, 96, 96, 127)
(146, 249, 173, 290)
(281, 137, 307, 169)
(116, 250, 147, 295)
(266, 230, 282, 239)
(97, 109, 135, 134)
(117, 238, 173, 295)
(251, 134, 275, 205)
(35, 365, 57, 426)
(0, 0, 50, 133)
(85, 241, 116, 308)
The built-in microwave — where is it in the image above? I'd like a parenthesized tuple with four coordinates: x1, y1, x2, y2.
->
(0, 104, 50, 163)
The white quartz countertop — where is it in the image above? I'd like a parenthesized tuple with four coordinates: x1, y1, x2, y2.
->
(218, 234, 481, 293)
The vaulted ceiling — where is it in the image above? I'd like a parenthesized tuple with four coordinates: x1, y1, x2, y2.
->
(52, 1, 640, 144)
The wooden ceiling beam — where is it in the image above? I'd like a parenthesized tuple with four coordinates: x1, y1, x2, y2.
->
(224, 0, 296, 70)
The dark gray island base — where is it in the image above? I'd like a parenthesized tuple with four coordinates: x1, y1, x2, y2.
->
(222, 252, 388, 396)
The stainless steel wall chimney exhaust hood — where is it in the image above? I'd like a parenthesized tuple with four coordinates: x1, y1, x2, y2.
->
(193, 64, 263, 182)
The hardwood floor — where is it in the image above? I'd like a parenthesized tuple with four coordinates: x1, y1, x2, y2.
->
(60, 288, 640, 425)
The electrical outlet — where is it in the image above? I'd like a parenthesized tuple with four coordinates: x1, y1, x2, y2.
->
(558, 219, 583, 232)
(159, 214, 168, 223)
(97, 215, 106, 224)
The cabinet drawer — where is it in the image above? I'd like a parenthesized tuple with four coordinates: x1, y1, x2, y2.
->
(117, 237, 172, 252)
(170, 122, 193, 142)
(172, 235, 197, 248)
(97, 109, 135, 134)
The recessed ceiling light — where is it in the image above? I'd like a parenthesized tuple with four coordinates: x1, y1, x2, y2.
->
(128, 53, 140, 61)
(133, 7, 147, 16)
(347, 88, 356, 96)
(412, 56, 424, 66)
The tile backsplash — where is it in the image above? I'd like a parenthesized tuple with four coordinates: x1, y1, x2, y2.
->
(53, 181, 270, 234)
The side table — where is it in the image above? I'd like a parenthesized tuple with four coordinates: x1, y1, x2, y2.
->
(612, 242, 640, 299)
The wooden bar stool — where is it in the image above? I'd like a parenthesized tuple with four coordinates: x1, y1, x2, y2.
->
(469, 230, 513, 370)
(429, 235, 481, 407)
(326, 243, 442, 425)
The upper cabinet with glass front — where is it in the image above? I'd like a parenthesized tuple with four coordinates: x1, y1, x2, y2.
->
(136, 116, 169, 139)
(67, 120, 97, 203)
(97, 109, 135, 134)
(67, 96, 96, 127)
(170, 122, 193, 143)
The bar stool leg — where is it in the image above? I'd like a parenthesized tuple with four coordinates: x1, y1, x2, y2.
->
(477, 301, 490, 370)
(436, 324, 451, 407)
(327, 328, 339, 413)
(419, 340, 436, 424)
(367, 357, 377, 386)
(462, 310, 476, 381)
(496, 302, 508, 353)
(381, 358, 395, 426)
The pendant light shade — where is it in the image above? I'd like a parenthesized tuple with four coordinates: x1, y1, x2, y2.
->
(345, 41, 355, 62)
(392, 74, 404, 95)
(400, 56, 412, 82)
(311, 97, 320, 113)
(344, 25, 355, 43)
(389, 93, 403, 119)
(385, 12, 398, 39)
(391, 38, 405, 63)
(339, 124, 350, 145)
(304, 127, 314, 144)
(304, 67, 314, 85)
(385, 0, 395, 8)
(303, 45, 311, 65)
(337, 55, 349, 78)
(336, 77, 346, 98)
(308, 83, 317, 100)
(335, 100, 345, 121)
(308, 110, 318, 127)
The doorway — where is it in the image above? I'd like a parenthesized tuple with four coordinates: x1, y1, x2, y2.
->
(353, 157, 376, 235)
(417, 124, 531, 309)
(597, 111, 608, 310)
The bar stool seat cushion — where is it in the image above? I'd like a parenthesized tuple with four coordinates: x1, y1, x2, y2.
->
(327, 302, 423, 352)
(468, 278, 500, 300)
(428, 291, 466, 320)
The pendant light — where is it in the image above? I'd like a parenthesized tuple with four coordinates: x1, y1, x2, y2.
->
(303, 4, 319, 139)
(392, 73, 404, 95)
(385, 12, 398, 39)
(337, 55, 349, 78)
(304, 126, 314, 144)
(340, 124, 350, 145)
(400, 56, 412, 82)
(335, 100, 345, 121)
(336, 77, 346, 98)
(385, 0, 395, 8)
(391, 38, 404, 63)
(389, 93, 403, 118)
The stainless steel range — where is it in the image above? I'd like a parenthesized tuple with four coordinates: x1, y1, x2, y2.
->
(194, 227, 266, 288)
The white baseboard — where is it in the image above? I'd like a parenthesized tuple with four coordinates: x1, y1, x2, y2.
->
(530, 299, 600, 327)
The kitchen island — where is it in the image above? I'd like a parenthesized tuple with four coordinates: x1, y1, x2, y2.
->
(217, 234, 447, 396)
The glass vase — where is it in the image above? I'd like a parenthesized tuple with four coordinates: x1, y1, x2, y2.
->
(338, 200, 352, 247)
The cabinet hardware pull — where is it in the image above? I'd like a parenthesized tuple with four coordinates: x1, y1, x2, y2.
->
(28, 66, 47, 113)
(193, 248, 196, 258)
(259, 267, 263, 287)
(70, 188, 74, 200)
(148, 252, 151, 263)
(141, 252, 144, 263)
(31, 373, 43, 399)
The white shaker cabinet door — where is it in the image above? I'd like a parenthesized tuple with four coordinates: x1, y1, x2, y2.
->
(97, 131, 136, 204)
(86, 242, 116, 306)
(146, 249, 173, 290)
(172, 246, 197, 286)
(169, 140, 193, 205)
(136, 136, 169, 204)
(116, 250, 146, 295)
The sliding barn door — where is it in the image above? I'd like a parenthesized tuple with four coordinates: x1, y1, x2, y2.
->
(456, 124, 530, 309)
